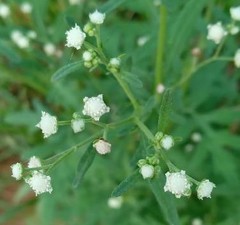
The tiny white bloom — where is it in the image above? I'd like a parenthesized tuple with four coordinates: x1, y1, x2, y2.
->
(11, 31, 23, 42)
(234, 49, 240, 68)
(109, 58, 121, 67)
(36, 111, 58, 138)
(164, 170, 191, 198)
(20, 2, 32, 14)
(207, 22, 227, 44)
(140, 164, 155, 179)
(185, 144, 194, 153)
(71, 118, 85, 133)
(11, 163, 23, 180)
(27, 30, 37, 39)
(69, 0, 82, 5)
(197, 179, 215, 200)
(156, 83, 165, 94)
(137, 36, 149, 46)
(230, 6, 240, 21)
(93, 139, 111, 155)
(108, 197, 123, 209)
(0, 3, 10, 18)
(191, 47, 202, 57)
(65, 24, 86, 50)
(82, 51, 93, 61)
(43, 43, 56, 56)
(192, 218, 203, 225)
(229, 25, 239, 35)
(89, 10, 105, 25)
(28, 156, 42, 169)
(25, 171, 53, 196)
(191, 132, 202, 143)
(153, 0, 162, 6)
(16, 36, 30, 49)
(82, 94, 110, 121)
(160, 135, 174, 150)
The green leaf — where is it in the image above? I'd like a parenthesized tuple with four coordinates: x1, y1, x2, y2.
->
(148, 175, 180, 225)
(111, 170, 141, 197)
(51, 60, 83, 81)
(65, 16, 76, 27)
(99, 0, 127, 14)
(72, 145, 96, 188)
(122, 72, 143, 89)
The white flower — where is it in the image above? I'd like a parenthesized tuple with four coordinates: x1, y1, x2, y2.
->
(82, 51, 93, 61)
(36, 111, 58, 138)
(89, 10, 105, 24)
(234, 49, 240, 68)
(69, 0, 82, 5)
(229, 25, 239, 35)
(164, 170, 191, 198)
(28, 156, 42, 169)
(140, 164, 155, 179)
(109, 58, 121, 67)
(17, 36, 30, 49)
(160, 135, 174, 150)
(11, 163, 23, 180)
(71, 118, 85, 133)
(27, 30, 37, 39)
(137, 36, 149, 46)
(230, 6, 240, 21)
(43, 43, 56, 56)
(0, 3, 10, 18)
(93, 139, 111, 155)
(156, 83, 165, 94)
(207, 22, 227, 44)
(153, 0, 162, 6)
(191, 132, 202, 143)
(108, 197, 123, 209)
(82, 94, 110, 121)
(192, 218, 203, 225)
(25, 171, 53, 196)
(197, 179, 215, 200)
(20, 2, 32, 14)
(65, 24, 86, 50)
(185, 144, 194, 153)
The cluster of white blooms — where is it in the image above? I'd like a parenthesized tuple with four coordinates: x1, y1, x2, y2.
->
(20, 2, 32, 14)
(164, 170, 191, 198)
(234, 49, 240, 68)
(89, 10, 105, 25)
(28, 156, 42, 169)
(108, 58, 121, 73)
(207, 22, 227, 44)
(107, 196, 123, 209)
(11, 30, 30, 49)
(36, 111, 58, 138)
(65, 24, 86, 50)
(71, 118, 85, 133)
(82, 94, 110, 121)
(11, 163, 23, 180)
(93, 139, 111, 155)
(0, 3, 10, 18)
(140, 164, 155, 179)
(82, 50, 99, 68)
(160, 135, 174, 150)
(197, 179, 216, 200)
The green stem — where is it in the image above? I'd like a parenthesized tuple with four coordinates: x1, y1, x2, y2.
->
(134, 118, 155, 141)
(108, 116, 134, 128)
(155, 4, 167, 91)
(58, 120, 71, 126)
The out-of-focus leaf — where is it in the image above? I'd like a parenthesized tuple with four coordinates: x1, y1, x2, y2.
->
(72, 145, 96, 188)
(51, 61, 83, 81)
(111, 170, 141, 197)
(0, 41, 21, 62)
(122, 71, 143, 89)
(148, 175, 180, 225)
(99, 0, 127, 13)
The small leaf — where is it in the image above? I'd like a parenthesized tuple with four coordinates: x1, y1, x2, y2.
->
(148, 175, 180, 225)
(65, 16, 76, 27)
(51, 60, 83, 81)
(111, 170, 141, 197)
(122, 72, 143, 89)
(72, 145, 96, 188)
(99, 0, 127, 14)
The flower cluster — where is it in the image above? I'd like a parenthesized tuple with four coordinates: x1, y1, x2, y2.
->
(138, 155, 160, 179)
(11, 156, 53, 196)
(155, 132, 175, 150)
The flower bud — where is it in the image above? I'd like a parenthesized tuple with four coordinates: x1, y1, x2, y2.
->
(140, 164, 155, 179)
(93, 139, 111, 155)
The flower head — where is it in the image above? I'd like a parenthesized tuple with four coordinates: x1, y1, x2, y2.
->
(28, 156, 42, 169)
(108, 197, 123, 209)
(160, 135, 174, 150)
(140, 164, 155, 179)
(65, 24, 86, 50)
(234, 49, 240, 68)
(36, 111, 58, 138)
(89, 10, 105, 24)
(156, 83, 165, 94)
(82, 94, 110, 121)
(191, 132, 202, 143)
(43, 43, 56, 56)
(20, 2, 32, 14)
(71, 118, 85, 133)
(11, 163, 23, 180)
(93, 139, 111, 155)
(207, 22, 227, 44)
(0, 3, 10, 18)
(25, 171, 53, 196)
(83, 51, 93, 61)
(230, 6, 240, 21)
(164, 170, 191, 198)
(197, 179, 215, 200)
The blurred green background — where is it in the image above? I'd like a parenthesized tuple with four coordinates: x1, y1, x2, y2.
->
(0, 0, 240, 224)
